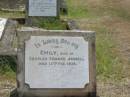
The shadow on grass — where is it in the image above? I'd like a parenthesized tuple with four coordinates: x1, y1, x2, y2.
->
(0, 56, 17, 74)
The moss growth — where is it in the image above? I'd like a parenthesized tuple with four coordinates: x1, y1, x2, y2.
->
(39, 18, 67, 30)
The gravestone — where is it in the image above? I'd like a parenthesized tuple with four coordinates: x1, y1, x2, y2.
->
(17, 27, 96, 97)
(26, 0, 60, 26)
(0, 18, 7, 40)
(0, 19, 17, 55)
(28, 0, 58, 16)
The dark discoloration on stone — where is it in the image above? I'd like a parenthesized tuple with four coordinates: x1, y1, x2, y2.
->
(60, 0, 68, 15)
(10, 89, 18, 97)
(17, 27, 96, 97)
(67, 20, 80, 30)
(12, 18, 25, 25)
(0, 19, 17, 55)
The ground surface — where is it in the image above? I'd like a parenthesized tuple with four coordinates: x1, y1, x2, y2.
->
(74, 0, 130, 97)
(77, 18, 130, 97)
(77, 17, 130, 97)
(0, 75, 15, 97)
(0, 0, 130, 97)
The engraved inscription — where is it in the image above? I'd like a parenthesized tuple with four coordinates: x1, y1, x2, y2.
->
(25, 36, 89, 88)
(29, 0, 57, 16)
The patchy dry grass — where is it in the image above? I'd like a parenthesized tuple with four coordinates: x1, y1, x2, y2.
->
(0, 10, 25, 18)
(0, 75, 16, 97)
(67, 0, 130, 97)
(67, 0, 124, 81)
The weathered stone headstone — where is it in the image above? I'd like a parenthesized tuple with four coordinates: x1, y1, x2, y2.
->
(17, 27, 96, 97)
(26, 0, 60, 26)
(28, 0, 58, 16)
(25, 36, 89, 88)
(0, 19, 17, 55)
(0, 18, 7, 39)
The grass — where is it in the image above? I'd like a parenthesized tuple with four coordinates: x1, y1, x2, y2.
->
(66, 0, 124, 81)
(0, 10, 25, 18)
(0, 56, 16, 78)
(66, 0, 96, 19)
(39, 18, 67, 30)
(96, 28, 123, 81)
(66, 0, 130, 21)
(109, 8, 130, 21)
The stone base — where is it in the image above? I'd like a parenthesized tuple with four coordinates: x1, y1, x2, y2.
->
(17, 27, 96, 97)
(0, 19, 17, 55)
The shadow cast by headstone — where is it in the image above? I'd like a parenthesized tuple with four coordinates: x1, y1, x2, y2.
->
(6, 56, 17, 72)
(0, 56, 17, 73)
(10, 89, 18, 97)
(10, 90, 100, 97)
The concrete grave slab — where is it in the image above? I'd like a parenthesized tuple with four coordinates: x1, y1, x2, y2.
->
(0, 19, 17, 55)
(0, 18, 7, 40)
(17, 27, 96, 97)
